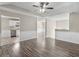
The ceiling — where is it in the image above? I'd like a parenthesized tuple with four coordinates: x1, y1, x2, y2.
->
(0, 2, 79, 17)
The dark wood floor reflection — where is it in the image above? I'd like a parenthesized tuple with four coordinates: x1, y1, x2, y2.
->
(0, 38, 79, 57)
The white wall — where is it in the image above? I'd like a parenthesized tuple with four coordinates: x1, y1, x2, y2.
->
(55, 13, 79, 44)
(69, 13, 79, 32)
(20, 15, 37, 31)
(48, 13, 69, 21)
(20, 31, 36, 41)
(47, 20, 56, 39)
(1, 16, 10, 38)
(20, 15, 37, 41)
(46, 13, 69, 39)
(56, 20, 69, 30)
(56, 31, 79, 44)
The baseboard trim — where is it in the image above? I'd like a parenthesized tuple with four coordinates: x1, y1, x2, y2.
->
(20, 37, 37, 42)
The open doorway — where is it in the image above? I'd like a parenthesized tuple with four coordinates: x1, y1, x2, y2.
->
(0, 15, 20, 46)
(9, 19, 20, 38)
(37, 17, 46, 47)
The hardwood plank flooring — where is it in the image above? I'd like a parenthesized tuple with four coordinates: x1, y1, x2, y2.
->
(0, 38, 79, 57)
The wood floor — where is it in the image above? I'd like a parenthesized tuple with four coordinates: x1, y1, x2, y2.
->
(0, 38, 79, 57)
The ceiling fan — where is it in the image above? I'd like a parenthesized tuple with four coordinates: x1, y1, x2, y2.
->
(32, 2, 53, 13)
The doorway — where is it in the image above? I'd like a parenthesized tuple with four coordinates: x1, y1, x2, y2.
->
(37, 18, 47, 47)
(9, 19, 20, 38)
(0, 15, 20, 46)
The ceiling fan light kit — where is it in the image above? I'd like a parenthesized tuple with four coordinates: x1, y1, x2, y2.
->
(32, 2, 54, 13)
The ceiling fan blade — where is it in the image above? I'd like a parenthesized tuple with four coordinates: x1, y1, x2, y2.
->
(32, 5, 39, 7)
(46, 7, 54, 9)
(46, 2, 49, 5)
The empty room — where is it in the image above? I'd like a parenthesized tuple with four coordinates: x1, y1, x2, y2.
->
(0, 1, 79, 57)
